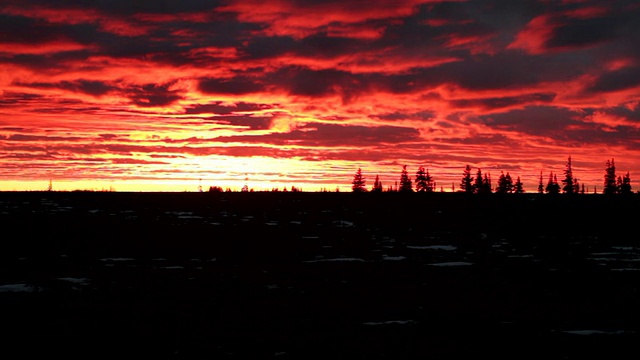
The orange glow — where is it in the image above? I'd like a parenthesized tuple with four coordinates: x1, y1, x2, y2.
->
(1, 0, 640, 193)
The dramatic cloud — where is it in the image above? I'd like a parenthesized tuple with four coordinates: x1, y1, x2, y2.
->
(1, 0, 640, 191)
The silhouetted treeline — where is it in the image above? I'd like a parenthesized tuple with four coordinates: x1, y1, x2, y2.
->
(352, 157, 635, 195)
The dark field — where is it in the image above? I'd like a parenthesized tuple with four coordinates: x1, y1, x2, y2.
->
(1, 191, 640, 359)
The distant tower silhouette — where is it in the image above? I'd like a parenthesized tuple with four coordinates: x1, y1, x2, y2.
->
(198, 178, 203, 192)
(47, 179, 53, 192)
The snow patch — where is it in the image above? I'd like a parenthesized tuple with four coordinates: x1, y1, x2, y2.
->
(429, 261, 473, 267)
(363, 320, 416, 326)
(382, 255, 406, 261)
(0, 284, 37, 293)
(305, 258, 365, 263)
(407, 245, 456, 251)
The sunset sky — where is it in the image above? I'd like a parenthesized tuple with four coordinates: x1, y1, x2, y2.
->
(1, 0, 639, 192)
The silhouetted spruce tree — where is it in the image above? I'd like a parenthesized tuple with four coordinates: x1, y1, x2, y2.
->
(496, 171, 514, 193)
(415, 167, 428, 192)
(603, 159, 617, 194)
(473, 168, 484, 194)
(372, 175, 383, 192)
(545, 172, 560, 194)
(474, 169, 492, 194)
(538, 171, 544, 194)
(425, 169, 435, 192)
(460, 165, 473, 193)
(399, 165, 413, 192)
(514, 176, 524, 193)
(580, 183, 585, 194)
(619, 172, 632, 194)
(482, 173, 492, 193)
(562, 156, 575, 194)
(352, 168, 367, 192)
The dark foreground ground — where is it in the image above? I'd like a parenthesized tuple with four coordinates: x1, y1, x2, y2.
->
(1, 191, 640, 359)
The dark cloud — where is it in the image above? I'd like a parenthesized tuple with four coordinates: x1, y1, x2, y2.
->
(450, 93, 556, 110)
(0, 92, 44, 105)
(545, 17, 619, 50)
(198, 76, 265, 95)
(209, 115, 273, 130)
(588, 66, 640, 93)
(5, 134, 84, 142)
(212, 123, 420, 146)
(14, 80, 115, 96)
(2, 0, 222, 16)
(477, 105, 640, 145)
(184, 102, 273, 115)
(240, 36, 297, 59)
(370, 110, 436, 121)
(478, 106, 583, 134)
(126, 83, 183, 107)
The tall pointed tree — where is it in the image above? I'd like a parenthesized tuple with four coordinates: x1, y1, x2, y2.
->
(415, 167, 428, 192)
(496, 171, 514, 193)
(537, 171, 544, 194)
(562, 156, 575, 194)
(620, 172, 632, 194)
(352, 168, 366, 192)
(473, 168, 484, 194)
(460, 165, 473, 193)
(514, 176, 525, 193)
(603, 159, 617, 194)
(372, 175, 383, 192)
(424, 169, 435, 192)
(482, 173, 492, 193)
(399, 165, 413, 192)
(545, 172, 560, 194)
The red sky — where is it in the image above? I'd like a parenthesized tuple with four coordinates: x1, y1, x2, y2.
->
(1, 0, 639, 192)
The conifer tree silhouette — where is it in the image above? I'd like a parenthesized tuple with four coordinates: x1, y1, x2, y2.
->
(545, 172, 560, 194)
(415, 167, 428, 192)
(473, 169, 492, 194)
(399, 165, 413, 192)
(514, 176, 525, 193)
(619, 172, 632, 194)
(460, 165, 473, 193)
(473, 168, 483, 194)
(352, 168, 367, 192)
(562, 156, 575, 194)
(603, 159, 617, 194)
(538, 171, 544, 194)
(372, 175, 383, 192)
(496, 172, 514, 193)
(415, 166, 435, 192)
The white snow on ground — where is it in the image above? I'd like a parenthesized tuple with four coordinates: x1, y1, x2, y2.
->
(304, 258, 365, 263)
(363, 320, 416, 326)
(612, 246, 635, 251)
(332, 220, 354, 227)
(0, 284, 37, 292)
(100, 258, 135, 262)
(382, 255, 406, 261)
(563, 330, 626, 335)
(428, 261, 473, 267)
(406, 245, 457, 251)
(57, 277, 90, 285)
(611, 268, 640, 271)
